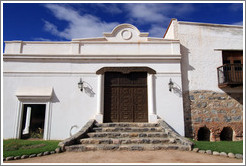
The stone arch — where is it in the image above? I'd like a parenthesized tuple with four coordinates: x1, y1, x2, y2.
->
(220, 127, 233, 141)
(197, 126, 210, 141)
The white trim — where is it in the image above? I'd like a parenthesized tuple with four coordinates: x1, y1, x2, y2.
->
(3, 71, 95, 75)
(3, 53, 181, 57)
(95, 74, 104, 123)
(3, 56, 181, 62)
(15, 87, 53, 139)
(147, 74, 158, 123)
(178, 20, 243, 28)
(4, 41, 71, 44)
(5, 40, 180, 44)
(13, 100, 23, 139)
(43, 102, 52, 140)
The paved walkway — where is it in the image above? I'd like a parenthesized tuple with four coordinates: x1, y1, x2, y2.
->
(4, 150, 243, 163)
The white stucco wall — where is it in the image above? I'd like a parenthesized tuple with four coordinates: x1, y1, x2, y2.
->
(165, 20, 243, 92)
(3, 24, 185, 139)
(3, 62, 184, 139)
(3, 75, 98, 140)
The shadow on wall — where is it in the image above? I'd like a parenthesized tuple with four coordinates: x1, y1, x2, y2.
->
(84, 87, 96, 97)
(51, 90, 60, 103)
(172, 82, 183, 97)
(83, 81, 96, 97)
(221, 89, 243, 105)
(180, 44, 195, 138)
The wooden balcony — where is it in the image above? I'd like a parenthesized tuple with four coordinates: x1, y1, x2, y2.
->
(217, 64, 243, 88)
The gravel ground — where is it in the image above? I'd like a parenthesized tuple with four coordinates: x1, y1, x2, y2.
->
(4, 150, 243, 163)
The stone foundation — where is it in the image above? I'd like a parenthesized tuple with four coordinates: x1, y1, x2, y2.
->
(183, 90, 243, 141)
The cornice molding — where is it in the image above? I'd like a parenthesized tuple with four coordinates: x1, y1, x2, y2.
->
(3, 54, 181, 62)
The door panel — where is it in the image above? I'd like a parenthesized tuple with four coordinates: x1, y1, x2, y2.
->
(104, 87, 119, 122)
(133, 88, 148, 122)
(119, 88, 134, 122)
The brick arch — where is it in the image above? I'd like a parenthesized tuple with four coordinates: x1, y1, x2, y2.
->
(220, 126, 233, 141)
(197, 126, 211, 141)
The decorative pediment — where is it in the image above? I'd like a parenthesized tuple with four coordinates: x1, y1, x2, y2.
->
(103, 24, 149, 42)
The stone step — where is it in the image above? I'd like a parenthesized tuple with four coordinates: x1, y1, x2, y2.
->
(95, 123, 159, 128)
(80, 138, 172, 144)
(87, 132, 168, 138)
(65, 144, 190, 152)
(92, 127, 163, 132)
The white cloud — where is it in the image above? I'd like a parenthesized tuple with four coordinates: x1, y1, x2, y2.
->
(124, 4, 169, 24)
(42, 3, 195, 39)
(93, 4, 123, 14)
(43, 4, 119, 40)
(122, 4, 194, 37)
(232, 20, 243, 26)
(124, 3, 194, 24)
(32, 37, 52, 41)
(229, 3, 243, 11)
(148, 25, 166, 37)
(175, 4, 195, 15)
(43, 20, 63, 37)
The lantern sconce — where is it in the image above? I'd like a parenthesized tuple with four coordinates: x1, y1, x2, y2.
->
(78, 78, 84, 92)
(168, 78, 174, 92)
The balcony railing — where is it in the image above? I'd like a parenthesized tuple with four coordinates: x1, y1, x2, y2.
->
(217, 64, 243, 88)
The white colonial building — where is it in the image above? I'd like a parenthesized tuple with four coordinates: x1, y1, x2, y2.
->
(3, 19, 243, 141)
(164, 19, 243, 141)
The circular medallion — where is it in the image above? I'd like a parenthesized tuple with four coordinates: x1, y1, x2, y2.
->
(121, 30, 132, 40)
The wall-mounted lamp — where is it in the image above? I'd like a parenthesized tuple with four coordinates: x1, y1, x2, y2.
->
(168, 78, 174, 92)
(78, 78, 84, 91)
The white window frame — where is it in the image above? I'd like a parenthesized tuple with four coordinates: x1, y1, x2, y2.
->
(14, 100, 52, 140)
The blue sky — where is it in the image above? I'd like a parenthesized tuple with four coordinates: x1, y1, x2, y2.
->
(2, 2, 244, 43)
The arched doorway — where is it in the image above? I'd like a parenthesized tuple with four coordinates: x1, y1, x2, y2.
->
(220, 127, 233, 141)
(197, 127, 210, 141)
(96, 67, 156, 123)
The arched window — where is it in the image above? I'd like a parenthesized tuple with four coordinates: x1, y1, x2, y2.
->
(197, 127, 210, 141)
(220, 127, 233, 141)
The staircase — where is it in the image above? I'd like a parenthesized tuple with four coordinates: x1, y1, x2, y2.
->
(63, 121, 193, 152)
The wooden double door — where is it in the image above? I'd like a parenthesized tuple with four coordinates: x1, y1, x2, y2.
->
(104, 72, 148, 122)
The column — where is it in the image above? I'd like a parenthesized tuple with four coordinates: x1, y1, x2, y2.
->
(22, 107, 31, 135)
(95, 74, 104, 123)
(147, 74, 158, 123)
(43, 102, 51, 140)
